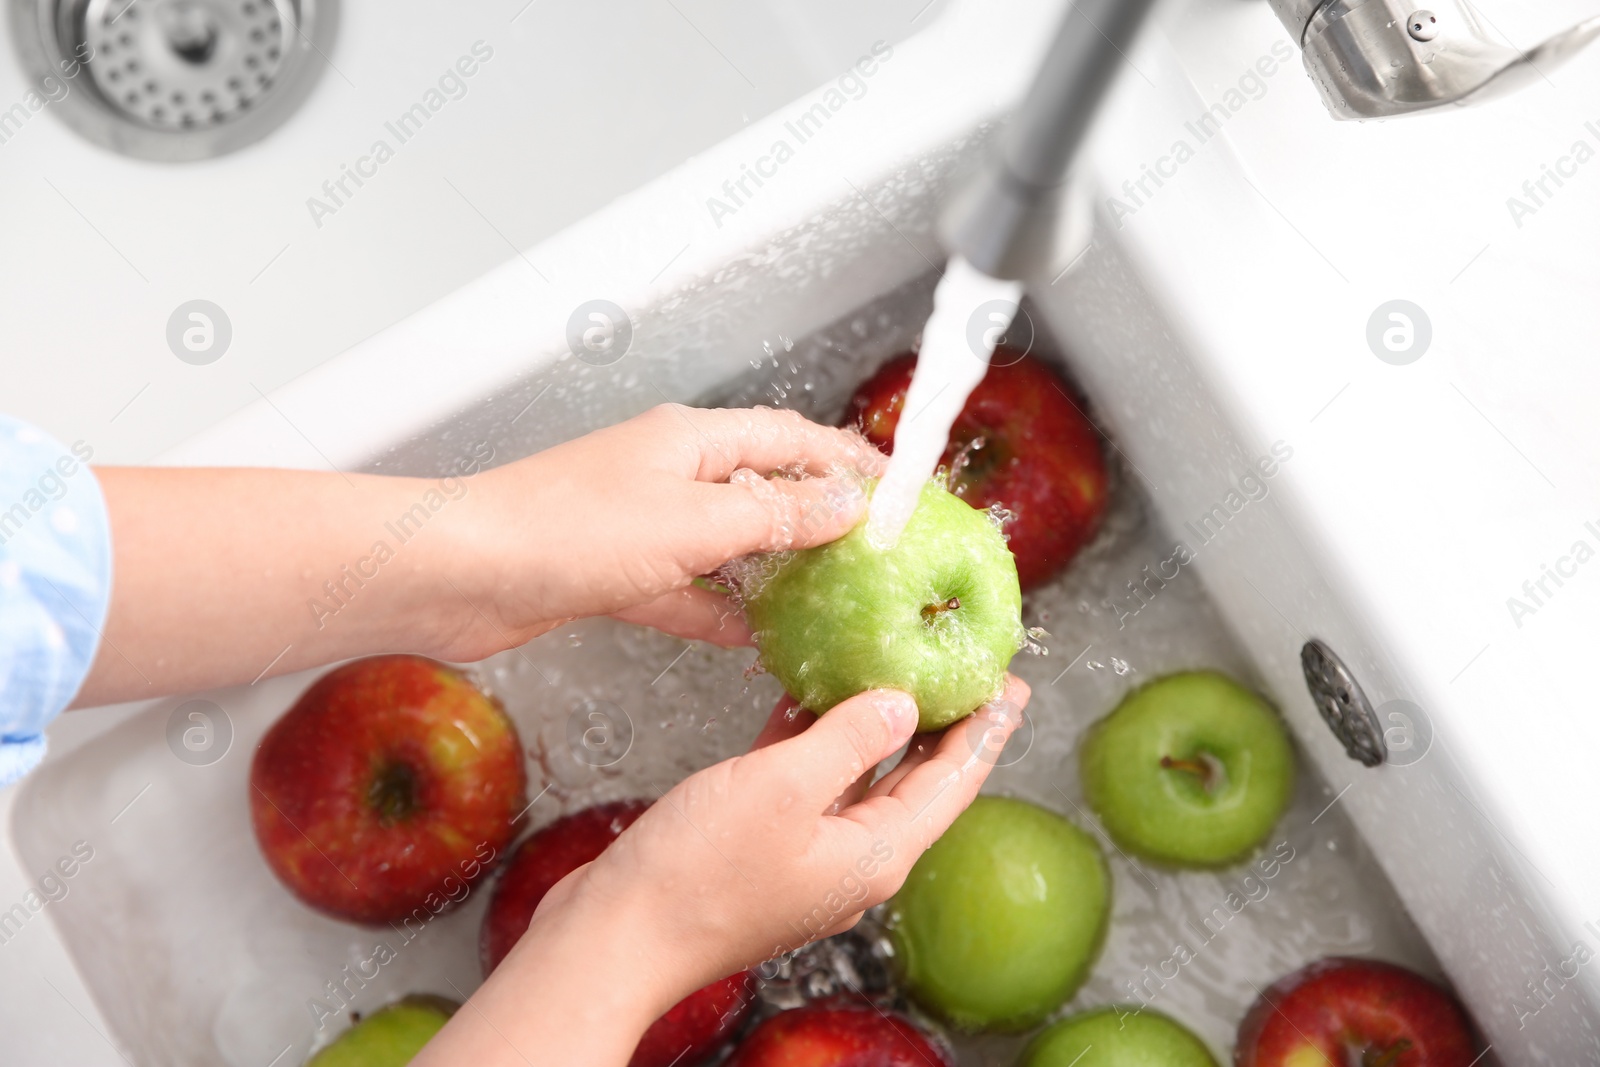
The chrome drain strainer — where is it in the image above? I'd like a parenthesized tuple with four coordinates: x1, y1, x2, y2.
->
(9, 0, 337, 160)
(85, 0, 293, 130)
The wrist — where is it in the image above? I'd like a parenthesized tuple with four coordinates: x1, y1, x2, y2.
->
(542, 875, 685, 1012)
(338, 474, 477, 659)
(408, 463, 566, 663)
(478, 881, 680, 1059)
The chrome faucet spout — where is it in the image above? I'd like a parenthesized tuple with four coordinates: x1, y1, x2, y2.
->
(1268, 0, 1600, 120)
(940, 0, 1163, 281)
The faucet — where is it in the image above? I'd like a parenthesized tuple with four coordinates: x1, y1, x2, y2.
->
(940, 0, 1162, 280)
(942, 0, 1600, 279)
(1269, 0, 1600, 119)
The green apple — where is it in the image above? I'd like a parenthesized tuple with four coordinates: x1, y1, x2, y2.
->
(743, 479, 1024, 731)
(307, 996, 456, 1067)
(1079, 671, 1294, 867)
(1021, 1008, 1219, 1067)
(889, 795, 1110, 1031)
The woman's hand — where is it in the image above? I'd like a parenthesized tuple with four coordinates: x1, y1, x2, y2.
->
(81, 405, 880, 705)
(413, 676, 1030, 1067)
(432, 404, 884, 659)
(563, 675, 1029, 988)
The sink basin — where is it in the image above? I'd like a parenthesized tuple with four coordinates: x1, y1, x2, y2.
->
(0, 0, 946, 464)
(13, 264, 1449, 1065)
(7, 0, 1600, 1062)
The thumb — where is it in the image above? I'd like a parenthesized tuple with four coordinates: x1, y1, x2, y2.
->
(752, 690, 919, 812)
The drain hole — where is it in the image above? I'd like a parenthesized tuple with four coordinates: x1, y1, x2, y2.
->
(172, 34, 217, 63)
(161, 3, 221, 65)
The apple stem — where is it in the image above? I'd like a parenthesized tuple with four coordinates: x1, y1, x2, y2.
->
(921, 596, 961, 622)
(1160, 753, 1220, 791)
(1364, 1039, 1413, 1067)
(369, 761, 421, 825)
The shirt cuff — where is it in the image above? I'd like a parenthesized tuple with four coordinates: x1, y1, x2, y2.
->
(0, 418, 112, 788)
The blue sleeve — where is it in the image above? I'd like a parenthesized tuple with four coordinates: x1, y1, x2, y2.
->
(0, 418, 112, 787)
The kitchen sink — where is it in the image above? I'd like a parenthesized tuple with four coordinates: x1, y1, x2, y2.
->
(7, 0, 1600, 1062)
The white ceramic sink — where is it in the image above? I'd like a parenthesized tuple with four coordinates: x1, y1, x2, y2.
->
(6, 0, 1600, 1063)
(0, 0, 945, 465)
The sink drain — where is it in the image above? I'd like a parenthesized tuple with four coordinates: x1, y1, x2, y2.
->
(1300, 639, 1388, 767)
(8, 0, 337, 160)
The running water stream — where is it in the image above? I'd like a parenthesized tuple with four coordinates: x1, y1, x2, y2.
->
(864, 256, 1022, 548)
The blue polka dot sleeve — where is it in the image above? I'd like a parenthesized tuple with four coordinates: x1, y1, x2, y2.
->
(0, 417, 111, 787)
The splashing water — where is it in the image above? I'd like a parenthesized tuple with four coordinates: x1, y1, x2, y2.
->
(865, 256, 1022, 548)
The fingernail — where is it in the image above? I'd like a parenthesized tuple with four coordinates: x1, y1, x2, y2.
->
(871, 690, 918, 735)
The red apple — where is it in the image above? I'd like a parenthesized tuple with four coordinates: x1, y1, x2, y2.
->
(481, 800, 754, 1067)
(844, 351, 1108, 591)
(634, 975, 754, 1067)
(250, 655, 527, 925)
(727, 1001, 953, 1067)
(1236, 957, 1478, 1067)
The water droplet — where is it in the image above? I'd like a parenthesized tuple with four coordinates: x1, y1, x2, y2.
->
(984, 501, 1016, 535)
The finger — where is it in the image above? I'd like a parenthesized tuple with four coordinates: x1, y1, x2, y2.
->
(754, 701, 920, 811)
(748, 697, 814, 752)
(863, 732, 942, 800)
(829, 762, 878, 816)
(679, 472, 867, 575)
(611, 586, 752, 648)
(653, 405, 887, 482)
(839, 675, 1030, 854)
(868, 673, 1029, 799)
(748, 689, 920, 810)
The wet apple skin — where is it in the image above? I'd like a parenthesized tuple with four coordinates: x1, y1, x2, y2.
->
(745, 480, 1024, 732)
(889, 795, 1110, 1031)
